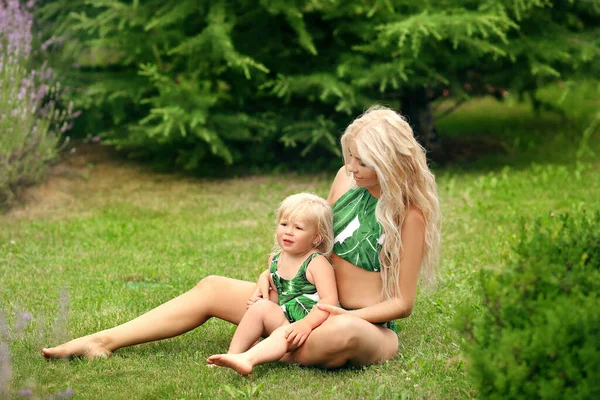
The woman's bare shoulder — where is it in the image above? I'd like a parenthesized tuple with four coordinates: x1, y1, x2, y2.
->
(327, 166, 353, 205)
(404, 207, 425, 226)
(401, 208, 426, 240)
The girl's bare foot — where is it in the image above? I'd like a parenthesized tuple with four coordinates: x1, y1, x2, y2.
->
(42, 334, 112, 359)
(206, 354, 253, 376)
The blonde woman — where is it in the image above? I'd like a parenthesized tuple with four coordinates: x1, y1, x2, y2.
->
(43, 106, 441, 369)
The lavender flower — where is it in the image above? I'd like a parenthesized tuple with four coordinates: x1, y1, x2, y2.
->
(1, 0, 79, 207)
(56, 387, 74, 398)
(0, 343, 12, 398)
(52, 289, 70, 344)
(14, 312, 32, 335)
(17, 388, 32, 397)
(0, 313, 8, 340)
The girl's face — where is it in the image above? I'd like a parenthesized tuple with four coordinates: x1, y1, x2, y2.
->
(347, 141, 380, 194)
(276, 216, 319, 256)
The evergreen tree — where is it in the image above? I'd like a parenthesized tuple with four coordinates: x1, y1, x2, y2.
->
(39, 0, 600, 169)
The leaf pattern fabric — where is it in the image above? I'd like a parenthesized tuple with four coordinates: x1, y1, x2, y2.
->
(332, 187, 399, 334)
(332, 187, 383, 272)
(270, 253, 321, 323)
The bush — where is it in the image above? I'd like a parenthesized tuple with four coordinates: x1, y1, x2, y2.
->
(0, 0, 77, 209)
(459, 212, 600, 399)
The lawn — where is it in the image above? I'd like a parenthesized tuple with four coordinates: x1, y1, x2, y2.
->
(1, 92, 599, 399)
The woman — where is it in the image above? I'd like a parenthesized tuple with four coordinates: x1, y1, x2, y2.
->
(43, 106, 441, 368)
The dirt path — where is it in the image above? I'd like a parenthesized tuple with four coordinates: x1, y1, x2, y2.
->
(5, 143, 160, 220)
(4, 143, 321, 221)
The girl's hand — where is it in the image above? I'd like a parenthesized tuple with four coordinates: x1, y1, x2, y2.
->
(316, 303, 349, 317)
(285, 320, 312, 347)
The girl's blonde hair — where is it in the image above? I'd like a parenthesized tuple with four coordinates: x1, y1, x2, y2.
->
(272, 192, 334, 258)
(341, 105, 441, 298)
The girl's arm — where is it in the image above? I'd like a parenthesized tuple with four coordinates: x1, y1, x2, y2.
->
(318, 209, 425, 322)
(285, 255, 338, 345)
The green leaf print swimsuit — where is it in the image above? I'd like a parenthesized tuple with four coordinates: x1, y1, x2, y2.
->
(332, 187, 399, 334)
(269, 252, 322, 323)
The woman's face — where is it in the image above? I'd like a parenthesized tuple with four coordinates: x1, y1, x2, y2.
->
(347, 141, 380, 193)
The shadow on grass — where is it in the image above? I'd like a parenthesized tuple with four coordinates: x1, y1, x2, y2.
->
(433, 95, 598, 173)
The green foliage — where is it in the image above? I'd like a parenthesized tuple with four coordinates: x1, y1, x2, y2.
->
(222, 383, 263, 398)
(1, 94, 599, 399)
(0, 55, 59, 209)
(0, 0, 75, 210)
(459, 212, 600, 399)
(38, 0, 600, 171)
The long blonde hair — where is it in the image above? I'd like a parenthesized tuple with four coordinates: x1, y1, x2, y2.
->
(272, 192, 334, 258)
(340, 105, 441, 298)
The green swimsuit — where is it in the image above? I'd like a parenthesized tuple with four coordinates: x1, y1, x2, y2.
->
(270, 252, 322, 323)
(332, 187, 399, 334)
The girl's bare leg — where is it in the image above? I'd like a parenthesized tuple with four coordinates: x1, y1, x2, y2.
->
(207, 325, 292, 376)
(227, 300, 288, 354)
(291, 314, 399, 368)
(42, 276, 255, 359)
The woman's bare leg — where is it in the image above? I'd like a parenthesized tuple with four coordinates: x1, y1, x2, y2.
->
(291, 315, 399, 368)
(42, 276, 255, 359)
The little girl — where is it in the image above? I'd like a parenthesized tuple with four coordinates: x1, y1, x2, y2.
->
(206, 192, 337, 375)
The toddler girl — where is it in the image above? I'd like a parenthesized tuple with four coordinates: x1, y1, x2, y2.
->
(206, 192, 337, 375)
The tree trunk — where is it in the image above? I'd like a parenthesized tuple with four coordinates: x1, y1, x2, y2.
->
(399, 88, 444, 162)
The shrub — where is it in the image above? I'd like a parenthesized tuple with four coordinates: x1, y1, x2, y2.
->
(0, 0, 77, 210)
(459, 212, 600, 399)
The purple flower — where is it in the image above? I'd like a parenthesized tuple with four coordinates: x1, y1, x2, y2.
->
(14, 311, 32, 332)
(17, 85, 26, 101)
(0, 343, 12, 396)
(92, 136, 101, 143)
(2, 0, 79, 186)
(59, 122, 73, 133)
(56, 387, 74, 398)
(17, 388, 33, 397)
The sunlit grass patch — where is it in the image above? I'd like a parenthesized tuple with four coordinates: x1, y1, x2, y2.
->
(1, 95, 599, 398)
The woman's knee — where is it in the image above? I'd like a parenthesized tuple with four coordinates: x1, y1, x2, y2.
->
(321, 315, 362, 349)
(293, 315, 361, 367)
(326, 316, 399, 365)
(195, 275, 222, 292)
(295, 315, 397, 368)
(246, 299, 278, 316)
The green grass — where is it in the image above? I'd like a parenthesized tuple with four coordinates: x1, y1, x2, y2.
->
(1, 91, 599, 399)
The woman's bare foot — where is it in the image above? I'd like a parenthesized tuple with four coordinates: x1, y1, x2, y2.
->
(206, 354, 253, 376)
(42, 334, 112, 359)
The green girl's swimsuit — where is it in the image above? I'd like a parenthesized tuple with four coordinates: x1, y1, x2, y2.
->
(332, 186, 399, 334)
(270, 252, 322, 323)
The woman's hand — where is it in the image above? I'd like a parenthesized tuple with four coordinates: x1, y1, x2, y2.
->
(248, 271, 270, 309)
(316, 303, 350, 317)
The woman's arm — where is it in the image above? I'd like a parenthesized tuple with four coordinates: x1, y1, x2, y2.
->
(319, 209, 425, 322)
(267, 273, 279, 303)
(327, 166, 353, 205)
(248, 255, 275, 308)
